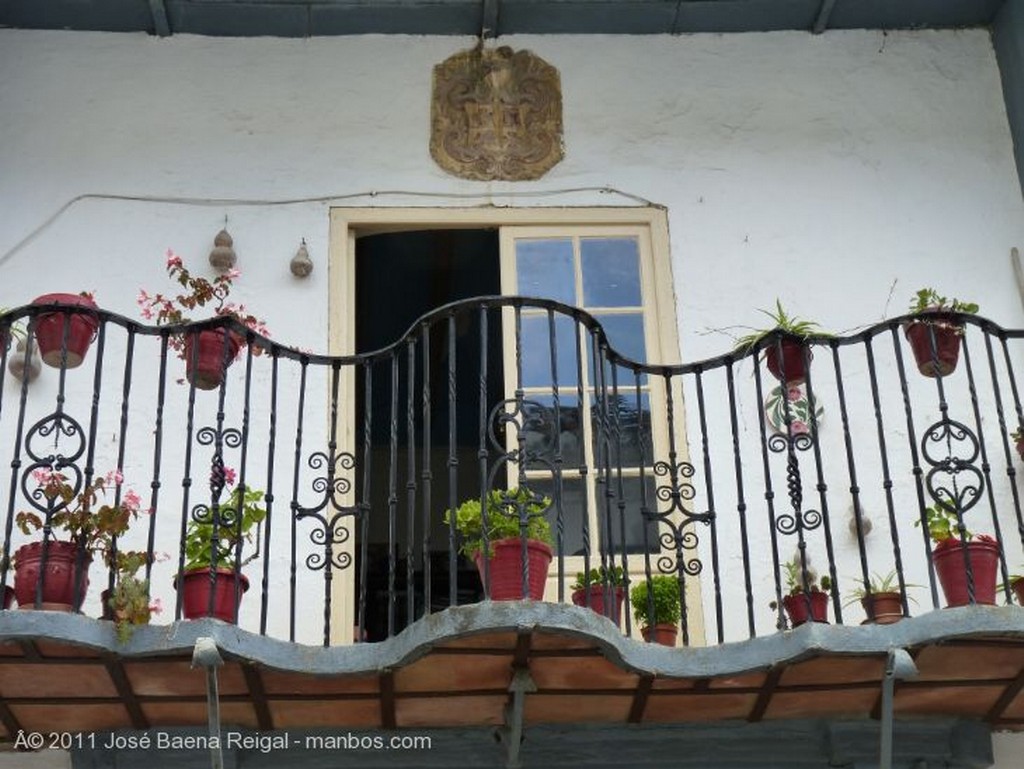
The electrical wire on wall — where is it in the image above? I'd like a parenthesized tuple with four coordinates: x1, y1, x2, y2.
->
(0, 187, 662, 269)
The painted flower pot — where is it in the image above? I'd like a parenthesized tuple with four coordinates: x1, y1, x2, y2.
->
(571, 584, 625, 624)
(904, 315, 962, 378)
(764, 341, 811, 385)
(175, 567, 249, 623)
(32, 293, 99, 369)
(641, 623, 678, 646)
(931, 539, 1000, 607)
(473, 538, 551, 601)
(13, 540, 91, 611)
(782, 591, 829, 626)
(184, 329, 242, 390)
(860, 592, 905, 625)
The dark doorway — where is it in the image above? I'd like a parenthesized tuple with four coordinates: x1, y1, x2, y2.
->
(354, 229, 503, 640)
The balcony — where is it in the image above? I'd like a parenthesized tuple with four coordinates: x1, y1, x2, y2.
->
(0, 296, 1022, 757)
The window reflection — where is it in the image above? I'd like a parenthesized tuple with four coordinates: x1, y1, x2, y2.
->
(581, 237, 641, 307)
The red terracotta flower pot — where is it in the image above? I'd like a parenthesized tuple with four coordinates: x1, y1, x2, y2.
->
(904, 315, 962, 378)
(32, 293, 99, 369)
(641, 623, 678, 646)
(931, 539, 1000, 607)
(13, 540, 91, 611)
(860, 592, 905, 624)
(782, 591, 829, 626)
(764, 341, 811, 385)
(175, 567, 249, 623)
(571, 584, 625, 624)
(184, 329, 242, 390)
(473, 538, 551, 601)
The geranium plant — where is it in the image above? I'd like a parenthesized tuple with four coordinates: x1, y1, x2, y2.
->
(138, 251, 270, 388)
(16, 468, 143, 560)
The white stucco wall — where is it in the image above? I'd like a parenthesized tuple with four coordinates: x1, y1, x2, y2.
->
(1, 25, 1024, 761)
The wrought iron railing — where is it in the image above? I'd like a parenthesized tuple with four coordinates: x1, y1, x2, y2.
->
(0, 298, 1022, 647)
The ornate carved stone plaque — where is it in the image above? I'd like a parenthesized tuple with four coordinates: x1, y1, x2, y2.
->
(430, 46, 564, 182)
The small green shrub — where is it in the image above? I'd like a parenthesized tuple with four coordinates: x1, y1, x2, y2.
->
(444, 487, 552, 559)
(630, 574, 681, 627)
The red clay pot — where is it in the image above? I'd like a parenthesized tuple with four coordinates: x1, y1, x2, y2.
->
(13, 540, 91, 611)
(904, 315, 962, 378)
(860, 592, 905, 624)
(184, 329, 243, 390)
(932, 538, 1000, 607)
(765, 341, 811, 385)
(571, 584, 625, 624)
(32, 293, 99, 369)
(782, 591, 829, 626)
(641, 622, 678, 646)
(473, 538, 551, 601)
(175, 567, 249, 622)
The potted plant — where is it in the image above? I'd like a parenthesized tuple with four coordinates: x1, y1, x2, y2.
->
(138, 250, 270, 390)
(31, 291, 100, 369)
(903, 288, 978, 378)
(102, 550, 162, 642)
(734, 300, 828, 385)
(175, 472, 266, 622)
(1012, 427, 1024, 463)
(774, 558, 831, 626)
(571, 565, 626, 623)
(1004, 573, 1024, 606)
(444, 487, 553, 601)
(14, 468, 143, 611)
(843, 570, 917, 625)
(630, 575, 680, 645)
(915, 504, 999, 607)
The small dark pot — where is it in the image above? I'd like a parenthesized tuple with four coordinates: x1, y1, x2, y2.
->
(904, 315, 962, 378)
(473, 538, 552, 601)
(32, 293, 99, 369)
(860, 592, 905, 625)
(13, 540, 91, 611)
(571, 584, 625, 624)
(175, 568, 249, 623)
(782, 591, 829, 626)
(184, 329, 242, 391)
(641, 623, 678, 646)
(764, 341, 811, 385)
(1011, 577, 1024, 606)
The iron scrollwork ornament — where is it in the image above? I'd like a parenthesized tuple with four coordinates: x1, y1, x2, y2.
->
(921, 417, 984, 514)
(295, 451, 362, 572)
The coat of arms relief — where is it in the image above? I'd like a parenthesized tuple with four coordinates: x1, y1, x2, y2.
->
(430, 45, 564, 181)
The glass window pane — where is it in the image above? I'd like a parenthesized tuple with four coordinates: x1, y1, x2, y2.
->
(581, 238, 641, 307)
(598, 476, 659, 555)
(591, 392, 651, 467)
(520, 314, 579, 388)
(520, 395, 583, 470)
(531, 477, 588, 557)
(593, 313, 646, 363)
(515, 239, 575, 304)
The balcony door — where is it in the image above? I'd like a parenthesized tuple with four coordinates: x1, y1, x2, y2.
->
(328, 208, 697, 644)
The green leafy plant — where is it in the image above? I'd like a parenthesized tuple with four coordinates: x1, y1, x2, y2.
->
(15, 468, 144, 562)
(137, 250, 270, 361)
(106, 550, 162, 643)
(914, 504, 996, 550)
(182, 474, 267, 571)
(734, 299, 829, 354)
(842, 570, 919, 608)
(630, 574, 681, 627)
(444, 487, 552, 560)
(780, 557, 831, 597)
(908, 288, 979, 316)
(571, 565, 626, 592)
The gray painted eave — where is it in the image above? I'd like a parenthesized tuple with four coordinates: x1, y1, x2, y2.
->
(2, 601, 1022, 677)
(0, 0, 1008, 37)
